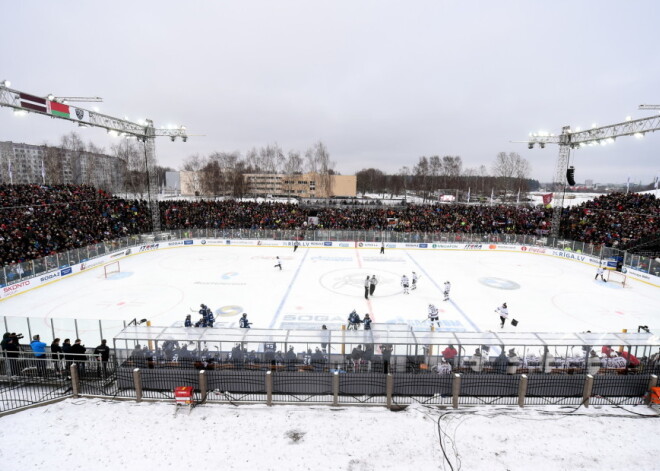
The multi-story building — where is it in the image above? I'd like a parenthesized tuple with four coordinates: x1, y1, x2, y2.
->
(178, 170, 357, 198)
(0, 141, 125, 191)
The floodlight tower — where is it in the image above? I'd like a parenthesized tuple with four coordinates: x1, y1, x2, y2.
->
(522, 112, 660, 238)
(0, 80, 189, 231)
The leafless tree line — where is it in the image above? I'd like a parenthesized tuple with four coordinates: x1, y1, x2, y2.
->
(180, 141, 335, 197)
(356, 152, 534, 201)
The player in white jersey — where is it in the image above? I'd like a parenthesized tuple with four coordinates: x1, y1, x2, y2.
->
(428, 303, 440, 328)
(274, 256, 282, 271)
(411, 272, 418, 290)
(443, 281, 451, 301)
(595, 266, 606, 281)
(495, 302, 509, 328)
(401, 274, 410, 294)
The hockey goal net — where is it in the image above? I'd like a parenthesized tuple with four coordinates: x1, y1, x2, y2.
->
(605, 269, 626, 287)
(104, 261, 120, 278)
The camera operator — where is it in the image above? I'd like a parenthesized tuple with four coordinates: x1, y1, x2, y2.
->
(5, 333, 22, 377)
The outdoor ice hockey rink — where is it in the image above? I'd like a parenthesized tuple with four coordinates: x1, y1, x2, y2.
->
(2, 243, 659, 337)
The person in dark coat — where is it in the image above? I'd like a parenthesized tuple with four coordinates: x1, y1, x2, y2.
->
(69, 339, 87, 377)
(94, 339, 111, 377)
(493, 349, 508, 374)
(380, 344, 393, 374)
(285, 346, 297, 371)
(50, 338, 63, 375)
(62, 338, 73, 375)
(5, 334, 20, 376)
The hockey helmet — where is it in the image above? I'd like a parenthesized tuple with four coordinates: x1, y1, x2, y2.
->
(242, 313, 247, 317)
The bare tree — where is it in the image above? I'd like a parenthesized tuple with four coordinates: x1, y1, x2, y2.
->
(182, 154, 205, 196)
(60, 132, 86, 185)
(112, 139, 145, 197)
(413, 156, 430, 202)
(282, 150, 303, 197)
(305, 141, 334, 198)
(492, 152, 530, 200)
(42, 144, 65, 185)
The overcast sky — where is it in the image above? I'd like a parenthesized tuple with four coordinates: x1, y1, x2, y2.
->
(2, 1, 659, 184)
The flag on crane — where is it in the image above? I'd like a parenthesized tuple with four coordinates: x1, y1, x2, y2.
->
(48, 100, 70, 118)
(19, 92, 47, 113)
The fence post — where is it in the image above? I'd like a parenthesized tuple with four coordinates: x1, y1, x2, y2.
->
(199, 370, 208, 404)
(386, 373, 394, 409)
(332, 371, 339, 406)
(70, 363, 80, 397)
(518, 374, 528, 408)
(133, 368, 143, 403)
(266, 371, 273, 406)
(452, 373, 461, 409)
(646, 374, 658, 404)
(582, 374, 594, 408)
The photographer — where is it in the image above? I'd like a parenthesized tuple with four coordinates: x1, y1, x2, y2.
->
(5, 333, 21, 377)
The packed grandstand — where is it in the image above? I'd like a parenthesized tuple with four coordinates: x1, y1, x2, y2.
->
(0, 183, 659, 267)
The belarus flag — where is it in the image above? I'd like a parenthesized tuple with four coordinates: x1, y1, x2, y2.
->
(48, 100, 70, 118)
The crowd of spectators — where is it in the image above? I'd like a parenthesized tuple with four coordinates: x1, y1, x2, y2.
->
(1, 184, 658, 268)
(0, 184, 151, 266)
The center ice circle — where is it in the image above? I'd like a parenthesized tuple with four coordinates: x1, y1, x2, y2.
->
(478, 277, 521, 290)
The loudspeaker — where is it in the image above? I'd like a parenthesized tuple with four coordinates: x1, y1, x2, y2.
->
(566, 166, 576, 186)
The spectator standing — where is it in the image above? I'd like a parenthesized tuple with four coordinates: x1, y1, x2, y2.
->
(69, 339, 87, 378)
(30, 335, 47, 376)
(50, 338, 63, 376)
(94, 339, 111, 378)
(5, 334, 20, 377)
(62, 338, 73, 375)
(541, 347, 555, 374)
(493, 349, 508, 374)
(470, 348, 484, 373)
(380, 344, 393, 374)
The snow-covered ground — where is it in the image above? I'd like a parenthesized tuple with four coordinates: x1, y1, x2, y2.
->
(0, 398, 658, 470)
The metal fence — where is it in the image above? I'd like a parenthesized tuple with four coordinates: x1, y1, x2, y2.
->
(2, 349, 657, 414)
(2, 228, 659, 287)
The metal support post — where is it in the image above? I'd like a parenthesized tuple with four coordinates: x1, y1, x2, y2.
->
(386, 374, 394, 409)
(518, 374, 528, 408)
(70, 363, 80, 397)
(583, 374, 594, 408)
(133, 368, 143, 402)
(452, 373, 461, 409)
(199, 370, 208, 404)
(332, 371, 339, 406)
(266, 371, 273, 406)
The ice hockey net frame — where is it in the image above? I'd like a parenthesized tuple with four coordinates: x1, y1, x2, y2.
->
(104, 261, 120, 278)
(605, 269, 627, 287)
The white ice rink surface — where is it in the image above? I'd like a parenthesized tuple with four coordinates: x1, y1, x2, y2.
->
(2, 245, 659, 336)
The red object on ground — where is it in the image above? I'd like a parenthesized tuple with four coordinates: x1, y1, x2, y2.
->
(174, 386, 194, 405)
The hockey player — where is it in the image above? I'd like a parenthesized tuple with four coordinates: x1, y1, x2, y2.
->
(293, 241, 299, 252)
(347, 310, 362, 330)
(401, 274, 410, 294)
(428, 303, 440, 329)
(495, 302, 509, 329)
(434, 357, 452, 375)
(274, 256, 282, 270)
(239, 313, 252, 328)
(380, 242, 385, 254)
(443, 281, 451, 301)
(411, 272, 418, 290)
(369, 275, 378, 296)
(363, 314, 372, 330)
(206, 308, 215, 328)
(595, 266, 606, 282)
(184, 314, 192, 328)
